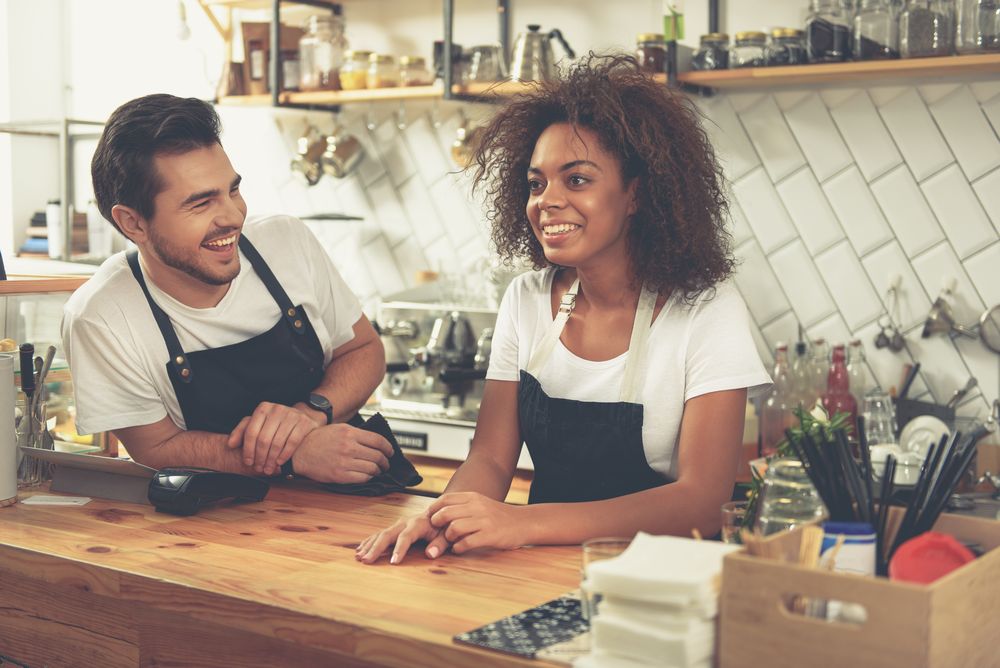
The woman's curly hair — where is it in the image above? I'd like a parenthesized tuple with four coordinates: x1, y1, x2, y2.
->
(471, 54, 734, 302)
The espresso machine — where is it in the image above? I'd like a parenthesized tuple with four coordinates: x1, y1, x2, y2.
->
(366, 283, 532, 469)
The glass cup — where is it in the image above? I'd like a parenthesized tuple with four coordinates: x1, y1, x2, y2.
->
(580, 537, 632, 622)
(721, 501, 749, 544)
(755, 458, 826, 536)
(16, 396, 52, 487)
(863, 388, 897, 447)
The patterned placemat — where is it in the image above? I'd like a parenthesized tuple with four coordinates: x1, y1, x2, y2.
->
(454, 592, 589, 660)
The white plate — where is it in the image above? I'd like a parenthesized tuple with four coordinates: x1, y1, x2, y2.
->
(899, 415, 950, 459)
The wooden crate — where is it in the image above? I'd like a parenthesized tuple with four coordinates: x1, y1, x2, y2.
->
(719, 512, 1000, 668)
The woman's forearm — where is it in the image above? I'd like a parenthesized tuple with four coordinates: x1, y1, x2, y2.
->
(443, 450, 517, 501)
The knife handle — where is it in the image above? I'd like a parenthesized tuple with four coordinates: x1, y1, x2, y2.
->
(18, 343, 35, 396)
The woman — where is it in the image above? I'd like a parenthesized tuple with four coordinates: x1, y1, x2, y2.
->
(357, 55, 770, 565)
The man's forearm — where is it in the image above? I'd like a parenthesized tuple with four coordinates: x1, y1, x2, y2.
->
(315, 338, 385, 422)
(124, 429, 260, 476)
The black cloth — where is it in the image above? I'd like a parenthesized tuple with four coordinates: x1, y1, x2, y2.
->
(322, 412, 423, 496)
(518, 370, 668, 504)
(126, 236, 327, 434)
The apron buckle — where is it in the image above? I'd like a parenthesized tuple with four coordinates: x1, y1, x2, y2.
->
(558, 293, 576, 315)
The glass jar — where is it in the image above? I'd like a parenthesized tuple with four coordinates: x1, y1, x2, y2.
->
(339, 50, 372, 90)
(368, 54, 399, 88)
(298, 13, 347, 91)
(399, 56, 432, 86)
(754, 458, 826, 536)
(854, 0, 900, 59)
(766, 28, 808, 66)
(635, 33, 667, 74)
(957, 0, 1000, 54)
(900, 0, 956, 57)
(16, 395, 51, 488)
(729, 31, 767, 68)
(692, 33, 730, 70)
(807, 0, 851, 63)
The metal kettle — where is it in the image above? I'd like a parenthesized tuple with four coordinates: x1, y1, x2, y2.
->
(509, 24, 576, 82)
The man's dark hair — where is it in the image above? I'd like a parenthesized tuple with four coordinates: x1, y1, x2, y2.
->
(471, 54, 735, 303)
(92, 94, 222, 233)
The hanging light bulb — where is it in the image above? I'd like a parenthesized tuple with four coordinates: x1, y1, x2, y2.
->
(176, 1, 191, 41)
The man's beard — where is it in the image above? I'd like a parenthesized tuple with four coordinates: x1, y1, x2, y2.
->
(147, 225, 240, 286)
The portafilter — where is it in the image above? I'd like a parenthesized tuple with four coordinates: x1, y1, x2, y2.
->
(289, 125, 325, 186)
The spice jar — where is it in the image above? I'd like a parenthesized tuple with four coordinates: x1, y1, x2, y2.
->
(368, 53, 399, 88)
(854, 0, 900, 60)
(635, 33, 667, 74)
(339, 50, 372, 90)
(298, 13, 347, 91)
(765, 28, 808, 66)
(399, 56, 432, 86)
(957, 0, 1000, 54)
(692, 33, 730, 70)
(900, 0, 955, 57)
(729, 31, 767, 68)
(807, 0, 851, 63)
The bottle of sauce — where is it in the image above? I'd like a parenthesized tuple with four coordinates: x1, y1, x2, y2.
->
(823, 344, 858, 435)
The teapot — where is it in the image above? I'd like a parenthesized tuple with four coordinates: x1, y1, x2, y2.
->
(509, 24, 576, 82)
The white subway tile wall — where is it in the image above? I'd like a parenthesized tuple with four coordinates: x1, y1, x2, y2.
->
(220, 82, 999, 415)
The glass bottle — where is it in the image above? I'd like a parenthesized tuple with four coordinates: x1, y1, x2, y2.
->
(823, 344, 858, 435)
(692, 33, 730, 70)
(766, 28, 808, 66)
(755, 458, 826, 536)
(760, 344, 795, 457)
(368, 54, 399, 88)
(339, 50, 372, 90)
(636, 33, 668, 73)
(790, 341, 815, 411)
(810, 338, 831, 405)
(854, 0, 900, 59)
(399, 56, 432, 86)
(807, 0, 852, 63)
(846, 339, 868, 411)
(957, 0, 1000, 54)
(900, 0, 956, 57)
(729, 31, 768, 68)
(298, 13, 347, 91)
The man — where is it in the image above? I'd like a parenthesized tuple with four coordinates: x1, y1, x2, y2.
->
(62, 93, 393, 483)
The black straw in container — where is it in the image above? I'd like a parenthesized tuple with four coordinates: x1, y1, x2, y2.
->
(18, 343, 35, 402)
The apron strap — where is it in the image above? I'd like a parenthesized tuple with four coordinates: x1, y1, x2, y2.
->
(126, 250, 194, 384)
(238, 236, 307, 335)
(524, 277, 658, 404)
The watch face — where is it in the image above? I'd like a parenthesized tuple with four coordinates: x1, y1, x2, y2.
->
(309, 392, 331, 410)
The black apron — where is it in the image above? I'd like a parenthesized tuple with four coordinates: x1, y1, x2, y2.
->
(518, 278, 669, 504)
(127, 236, 338, 434)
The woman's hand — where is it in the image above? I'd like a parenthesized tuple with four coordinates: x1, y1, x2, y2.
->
(427, 492, 527, 554)
(356, 512, 450, 565)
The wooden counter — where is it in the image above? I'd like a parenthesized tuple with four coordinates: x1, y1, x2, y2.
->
(0, 484, 581, 667)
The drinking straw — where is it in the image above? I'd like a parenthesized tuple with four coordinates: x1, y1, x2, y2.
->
(858, 415, 876, 526)
(890, 440, 942, 557)
(876, 455, 896, 576)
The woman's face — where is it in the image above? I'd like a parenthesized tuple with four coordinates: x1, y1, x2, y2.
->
(526, 123, 636, 270)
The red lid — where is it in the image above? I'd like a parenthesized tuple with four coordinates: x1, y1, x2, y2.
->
(889, 532, 975, 585)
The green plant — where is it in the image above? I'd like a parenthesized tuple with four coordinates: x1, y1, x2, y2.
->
(741, 405, 851, 530)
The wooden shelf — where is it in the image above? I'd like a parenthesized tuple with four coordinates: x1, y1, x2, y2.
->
(677, 53, 1000, 89)
(0, 274, 90, 295)
(216, 80, 537, 107)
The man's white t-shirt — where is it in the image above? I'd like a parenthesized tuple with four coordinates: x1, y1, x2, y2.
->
(62, 214, 362, 435)
(486, 268, 771, 480)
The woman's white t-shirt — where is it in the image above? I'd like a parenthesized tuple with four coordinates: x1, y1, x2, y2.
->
(486, 268, 771, 480)
(62, 214, 362, 435)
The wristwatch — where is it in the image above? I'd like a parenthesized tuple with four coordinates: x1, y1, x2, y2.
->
(307, 392, 334, 425)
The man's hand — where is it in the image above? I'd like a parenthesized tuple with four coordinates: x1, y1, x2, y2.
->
(226, 402, 321, 475)
(290, 424, 394, 483)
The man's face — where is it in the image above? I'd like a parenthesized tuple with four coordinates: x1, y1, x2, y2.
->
(145, 144, 247, 286)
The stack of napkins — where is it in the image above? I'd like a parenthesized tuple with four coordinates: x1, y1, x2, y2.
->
(575, 532, 739, 668)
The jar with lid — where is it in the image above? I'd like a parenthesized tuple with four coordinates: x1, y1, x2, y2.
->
(957, 0, 1000, 54)
(766, 28, 808, 66)
(754, 458, 826, 536)
(900, 0, 955, 57)
(339, 50, 372, 90)
(807, 0, 851, 62)
(854, 0, 900, 60)
(399, 56, 432, 86)
(729, 31, 767, 68)
(692, 33, 729, 70)
(635, 33, 667, 74)
(298, 12, 347, 91)
(368, 54, 399, 88)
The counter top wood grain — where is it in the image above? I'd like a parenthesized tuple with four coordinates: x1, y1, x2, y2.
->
(0, 484, 581, 667)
